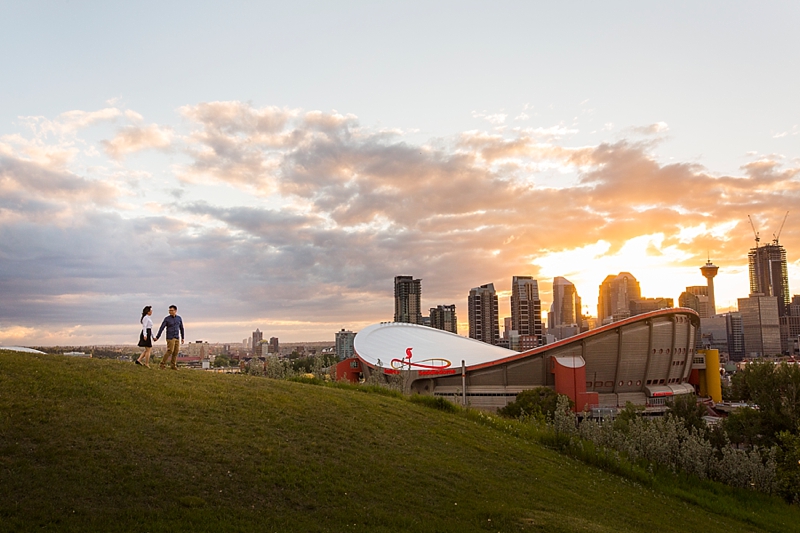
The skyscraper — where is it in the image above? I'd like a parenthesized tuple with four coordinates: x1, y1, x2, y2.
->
(252, 328, 263, 357)
(749, 243, 790, 316)
(597, 272, 641, 324)
(468, 283, 499, 345)
(725, 312, 745, 361)
(779, 294, 800, 355)
(394, 275, 422, 324)
(629, 297, 673, 316)
(738, 295, 781, 357)
(511, 276, 542, 343)
(430, 304, 458, 334)
(679, 286, 711, 318)
(549, 277, 582, 328)
(268, 337, 280, 354)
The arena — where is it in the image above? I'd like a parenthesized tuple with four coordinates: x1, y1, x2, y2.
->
(351, 308, 716, 412)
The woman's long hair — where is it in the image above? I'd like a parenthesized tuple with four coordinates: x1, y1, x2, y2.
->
(141, 306, 152, 324)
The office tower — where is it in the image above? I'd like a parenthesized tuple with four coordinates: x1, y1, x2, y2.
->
(268, 337, 279, 354)
(700, 315, 728, 354)
(597, 272, 641, 324)
(252, 328, 264, 357)
(679, 291, 701, 316)
(680, 285, 711, 318)
(511, 276, 542, 343)
(335, 329, 356, 360)
(394, 275, 423, 324)
(503, 317, 513, 339)
(779, 294, 800, 355)
(725, 312, 745, 361)
(700, 261, 719, 315)
(749, 243, 790, 316)
(549, 277, 582, 327)
(430, 304, 458, 334)
(629, 297, 673, 316)
(738, 295, 781, 357)
(468, 283, 499, 345)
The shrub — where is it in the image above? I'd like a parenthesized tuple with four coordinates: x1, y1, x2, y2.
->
(498, 387, 561, 420)
(409, 394, 459, 413)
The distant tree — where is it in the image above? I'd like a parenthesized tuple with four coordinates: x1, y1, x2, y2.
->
(612, 402, 645, 434)
(213, 355, 231, 368)
(775, 430, 800, 504)
(498, 387, 561, 420)
(668, 394, 708, 434)
(723, 407, 765, 447)
(728, 361, 800, 445)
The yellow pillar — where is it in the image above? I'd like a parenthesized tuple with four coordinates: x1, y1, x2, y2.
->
(703, 349, 722, 403)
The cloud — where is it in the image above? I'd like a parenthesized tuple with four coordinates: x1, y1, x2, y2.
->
(632, 122, 669, 135)
(3, 102, 800, 344)
(20, 107, 123, 137)
(102, 124, 174, 159)
(0, 155, 118, 218)
(472, 111, 507, 125)
(773, 125, 798, 138)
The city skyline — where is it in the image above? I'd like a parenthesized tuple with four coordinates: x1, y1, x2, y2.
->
(1, 3, 799, 345)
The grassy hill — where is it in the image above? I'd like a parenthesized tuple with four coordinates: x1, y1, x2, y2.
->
(1, 350, 799, 533)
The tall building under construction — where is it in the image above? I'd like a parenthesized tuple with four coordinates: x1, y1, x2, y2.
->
(748, 242, 790, 317)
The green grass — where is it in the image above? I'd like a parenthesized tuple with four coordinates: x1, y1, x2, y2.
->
(1, 350, 799, 532)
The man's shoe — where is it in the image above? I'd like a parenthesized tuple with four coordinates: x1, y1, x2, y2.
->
(159, 364, 166, 370)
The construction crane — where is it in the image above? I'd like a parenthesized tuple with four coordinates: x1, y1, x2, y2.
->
(748, 215, 760, 246)
(773, 211, 789, 244)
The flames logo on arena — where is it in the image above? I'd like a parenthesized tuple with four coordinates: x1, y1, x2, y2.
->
(389, 347, 455, 374)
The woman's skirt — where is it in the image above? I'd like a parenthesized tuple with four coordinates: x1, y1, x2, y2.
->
(138, 330, 153, 348)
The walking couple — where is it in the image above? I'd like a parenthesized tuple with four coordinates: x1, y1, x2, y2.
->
(137, 305, 185, 369)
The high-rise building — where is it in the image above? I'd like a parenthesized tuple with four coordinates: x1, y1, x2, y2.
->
(700, 315, 728, 355)
(749, 243, 790, 316)
(394, 276, 423, 324)
(738, 295, 781, 357)
(549, 277, 582, 327)
(597, 272, 641, 324)
(725, 312, 745, 361)
(468, 283, 499, 345)
(779, 294, 800, 355)
(430, 305, 458, 334)
(252, 328, 263, 357)
(511, 276, 542, 343)
(629, 297, 674, 316)
(700, 261, 719, 315)
(679, 286, 711, 318)
(503, 317, 513, 339)
(335, 329, 356, 360)
(268, 337, 280, 354)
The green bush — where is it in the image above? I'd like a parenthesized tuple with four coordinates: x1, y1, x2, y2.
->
(408, 394, 459, 413)
(498, 387, 561, 420)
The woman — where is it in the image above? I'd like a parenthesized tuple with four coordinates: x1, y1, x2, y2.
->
(136, 306, 155, 368)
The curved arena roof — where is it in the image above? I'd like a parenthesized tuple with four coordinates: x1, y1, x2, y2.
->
(354, 322, 517, 371)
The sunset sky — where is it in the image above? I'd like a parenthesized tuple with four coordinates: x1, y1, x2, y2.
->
(1, 2, 799, 345)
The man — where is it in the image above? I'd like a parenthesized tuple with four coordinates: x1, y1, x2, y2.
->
(155, 305, 185, 370)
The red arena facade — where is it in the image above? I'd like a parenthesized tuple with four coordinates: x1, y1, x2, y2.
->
(350, 308, 707, 412)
